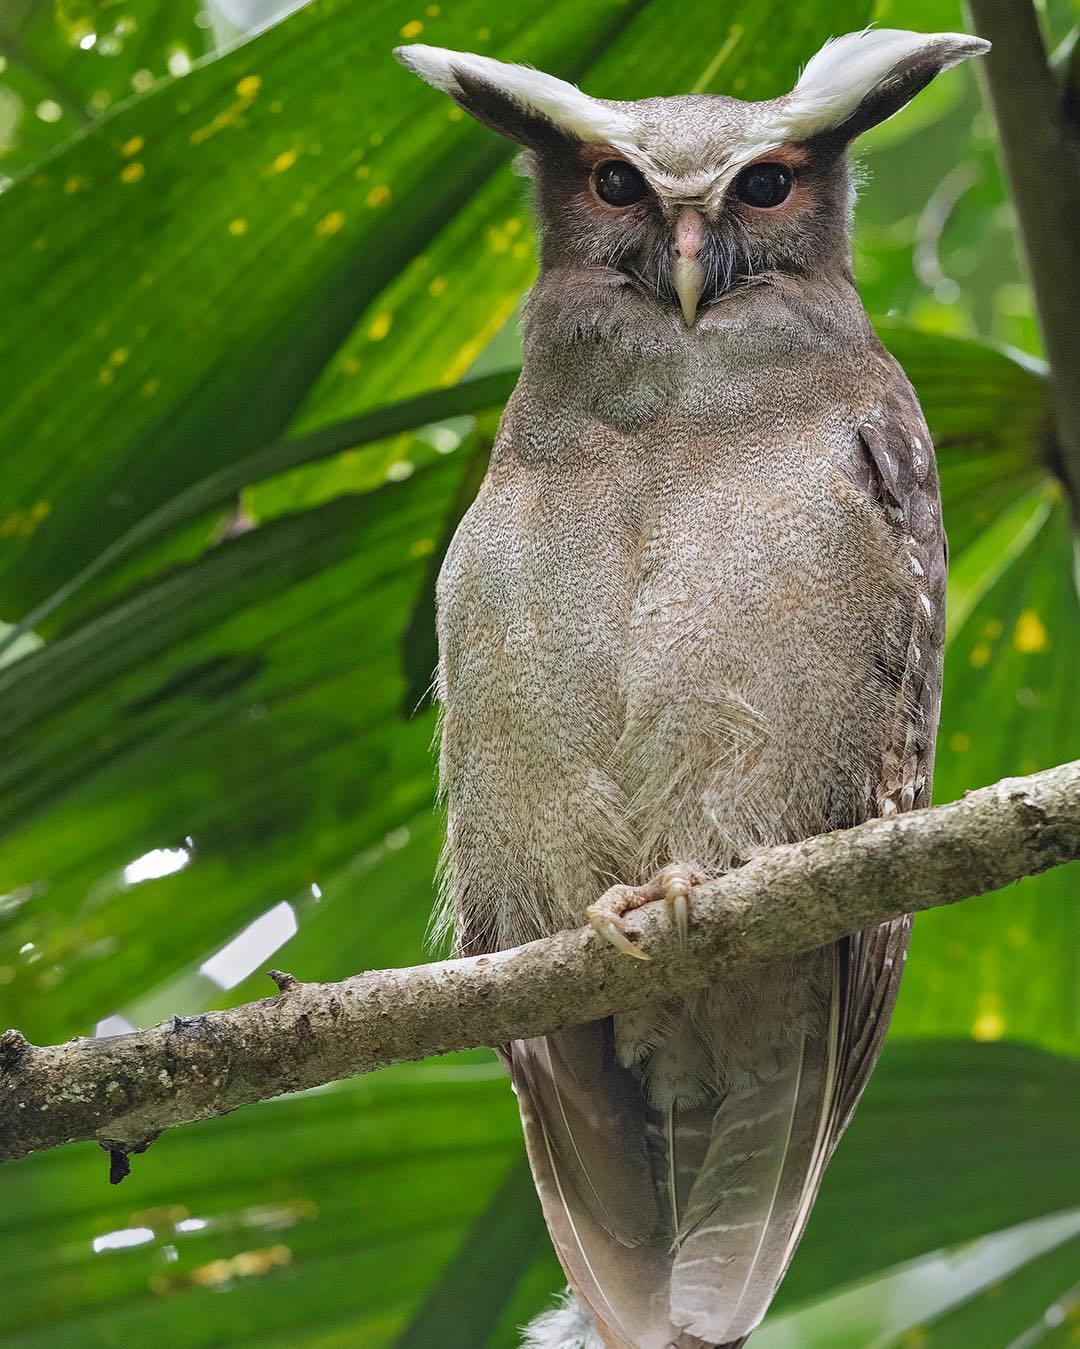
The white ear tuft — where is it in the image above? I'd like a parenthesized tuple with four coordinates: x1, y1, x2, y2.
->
(777, 28, 990, 140)
(395, 44, 633, 145)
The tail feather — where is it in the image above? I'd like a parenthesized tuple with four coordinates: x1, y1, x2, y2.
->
(513, 1024, 659, 1247)
(511, 1032, 674, 1349)
(670, 1015, 833, 1342)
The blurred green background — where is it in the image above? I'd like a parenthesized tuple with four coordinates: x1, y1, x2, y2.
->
(1, 0, 1078, 1344)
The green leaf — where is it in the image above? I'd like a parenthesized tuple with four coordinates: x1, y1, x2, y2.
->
(0, 370, 515, 654)
(0, 1064, 524, 1348)
(0, 0, 643, 617)
(776, 1041, 1080, 1310)
(758, 1209, 1080, 1349)
(0, 459, 464, 1040)
(397, 1159, 547, 1348)
(892, 1232, 1080, 1347)
(0, 0, 209, 175)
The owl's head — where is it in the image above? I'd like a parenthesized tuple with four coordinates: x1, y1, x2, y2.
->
(396, 29, 988, 326)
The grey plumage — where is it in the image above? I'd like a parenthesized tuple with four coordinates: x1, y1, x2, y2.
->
(397, 26, 986, 1348)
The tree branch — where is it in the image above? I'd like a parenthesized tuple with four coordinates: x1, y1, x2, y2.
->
(3, 761, 1079, 1172)
(966, 0, 1080, 514)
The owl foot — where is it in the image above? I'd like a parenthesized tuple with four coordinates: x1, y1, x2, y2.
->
(587, 864, 705, 961)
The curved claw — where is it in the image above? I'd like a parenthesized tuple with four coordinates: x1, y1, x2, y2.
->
(672, 893, 689, 946)
(588, 909, 651, 961)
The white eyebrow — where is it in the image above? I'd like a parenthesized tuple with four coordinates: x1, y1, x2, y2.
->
(396, 44, 635, 144)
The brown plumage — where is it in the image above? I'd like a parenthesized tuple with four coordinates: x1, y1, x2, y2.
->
(396, 27, 986, 1348)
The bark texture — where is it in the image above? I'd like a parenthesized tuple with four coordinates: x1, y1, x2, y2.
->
(2, 760, 1078, 1171)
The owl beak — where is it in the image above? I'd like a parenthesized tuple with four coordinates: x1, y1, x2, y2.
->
(673, 207, 705, 326)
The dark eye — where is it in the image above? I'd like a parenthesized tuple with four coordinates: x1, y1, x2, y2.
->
(734, 162, 793, 209)
(593, 159, 648, 207)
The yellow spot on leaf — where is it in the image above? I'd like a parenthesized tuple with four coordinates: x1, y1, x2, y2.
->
(505, 217, 522, 236)
(968, 642, 991, 668)
(448, 106, 463, 121)
(410, 536, 435, 557)
(948, 731, 970, 753)
(475, 26, 491, 40)
(428, 276, 447, 297)
(366, 183, 390, 208)
(1013, 608, 1048, 653)
(141, 377, 160, 397)
(188, 1243, 290, 1288)
(981, 618, 1003, 639)
(272, 149, 297, 173)
(191, 77, 262, 145)
(121, 135, 144, 157)
(315, 210, 345, 236)
(228, 218, 248, 235)
(898, 1331, 928, 1349)
(368, 313, 393, 341)
(98, 367, 115, 385)
(400, 19, 423, 37)
(487, 226, 509, 253)
(0, 501, 52, 539)
(355, 164, 370, 180)
(972, 1011, 1005, 1042)
(120, 162, 145, 184)
(340, 355, 361, 375)
(64, 175, 90, 194)
(109, 348, 129, 367)
(1005, 925, 1030, 950)
(425, 3, 440, 14)
(31, 237, 48, 251)
(512, 240, 529, 259)
(386, 460, 414, 482)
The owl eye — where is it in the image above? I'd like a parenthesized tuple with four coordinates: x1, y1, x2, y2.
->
(734, 162, 793, 209)
(593, 159, 648, 207)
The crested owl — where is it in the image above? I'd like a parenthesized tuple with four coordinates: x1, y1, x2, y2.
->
(397, 27, 988, 1349)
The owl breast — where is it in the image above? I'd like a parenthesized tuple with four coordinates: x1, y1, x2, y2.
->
(436, 379, 911, 958)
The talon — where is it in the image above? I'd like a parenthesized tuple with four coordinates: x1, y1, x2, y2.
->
(672, 893, 689, 945)
(657, 864, 699, 945)
(588, 908, 651, 961)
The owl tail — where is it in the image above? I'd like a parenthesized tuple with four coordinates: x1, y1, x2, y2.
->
(511, 927, 909, 1347)
(511, 1013, 829, 1349)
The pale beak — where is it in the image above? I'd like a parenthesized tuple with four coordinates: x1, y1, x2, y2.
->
(673, 206, 705, 326)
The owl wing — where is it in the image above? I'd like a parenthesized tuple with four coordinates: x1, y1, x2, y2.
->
(833, 348, 946, 1135)
(796, 352, 946, 1223)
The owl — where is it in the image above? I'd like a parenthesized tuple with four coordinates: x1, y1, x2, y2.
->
(397, 27, 987, 1349)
